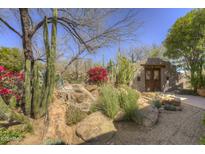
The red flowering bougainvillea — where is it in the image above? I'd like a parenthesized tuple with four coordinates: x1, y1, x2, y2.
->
(87, 66, 108, 84)
(0, 65, 24, 102)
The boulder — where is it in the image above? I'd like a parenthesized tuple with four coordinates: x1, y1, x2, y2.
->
(43, 98, 73, 144)
(90, 89, 99, 98)
(114, 111, 126, 122)
(55, 84, 96, 112)
(71, 93, 86, 104)
(84, 84, 99, 98)
(161, 96, 181, 106)
(84, 84, 98, 92)
(76, 112, 117, 142)
(139, 104, 159, 127)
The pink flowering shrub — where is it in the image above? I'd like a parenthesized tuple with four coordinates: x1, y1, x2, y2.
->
(0, 65, 24, 102)
(87, 66, 108, 84)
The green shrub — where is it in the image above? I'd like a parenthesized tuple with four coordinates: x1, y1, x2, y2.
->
(0, 128, 24, 144)
(118, 86, 139, 120)
(0, 47, 23, 72)
(66, 105, 87, 125)
(97, 84, 120, 119)
(115, 54, 136, 85)
(152, 100, 161, 109)
(95, 84, 140, 121)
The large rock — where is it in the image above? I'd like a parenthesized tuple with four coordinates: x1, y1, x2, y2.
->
(43, 97, 73, 144)
(76, 112, 117, 142)
(138, 102, 159, 127)
(84, 84, 99, 98)
(84, 84, 98, 92)
(55, 84, 96, 112)
(160, 95, 181, 106)
(114, 111, 126, 122)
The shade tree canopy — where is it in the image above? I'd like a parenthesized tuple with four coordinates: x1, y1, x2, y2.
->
(164, 9, 205, 90)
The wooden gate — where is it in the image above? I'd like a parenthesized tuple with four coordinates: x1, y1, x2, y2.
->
(145, 68, 161, 91)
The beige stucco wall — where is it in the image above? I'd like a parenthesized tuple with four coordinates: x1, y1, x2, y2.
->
(131, 62, 178, 92)
(131, 66, 145, 91)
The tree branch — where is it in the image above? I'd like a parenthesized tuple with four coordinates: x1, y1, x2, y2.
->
(30, 16, 79, 38)
(0, 18, 22, 38)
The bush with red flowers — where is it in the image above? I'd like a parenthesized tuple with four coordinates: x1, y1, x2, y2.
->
(87, 66, 108, 84)
(0, 65, 24, 103)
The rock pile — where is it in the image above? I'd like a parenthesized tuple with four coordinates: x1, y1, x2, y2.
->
(43, 97, 73, 144)
(55, 84, 97, 112)
(160, 94, 181, 106)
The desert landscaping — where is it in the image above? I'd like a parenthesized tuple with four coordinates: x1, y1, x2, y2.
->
(0, 8, 205, 145)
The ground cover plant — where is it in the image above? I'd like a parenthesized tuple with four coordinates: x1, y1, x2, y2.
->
(0, 128, 24, 144)
(152, 99, 162, 109)
(66, 105, 87, 125)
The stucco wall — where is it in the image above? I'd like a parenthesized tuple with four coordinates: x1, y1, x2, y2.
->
(132, 61, 178, 92)
(131, 65, 145, 91)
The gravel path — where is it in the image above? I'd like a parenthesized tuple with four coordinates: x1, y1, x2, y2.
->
(175, 94, 205, 110)
(106, 103, 205, 145)
(9, 97, 205, 145)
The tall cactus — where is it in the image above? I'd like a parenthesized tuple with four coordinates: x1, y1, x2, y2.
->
(24, 59, 32, 116)
(40, 9, 57, 116)
(32, 62, 41, 118)
(50, 8, 57, 93)
(116, 54, 136, 85)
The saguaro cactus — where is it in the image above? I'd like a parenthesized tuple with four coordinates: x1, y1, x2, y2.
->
(24, 60, 32, 116)
(40, 9, 58, 116)
(32, 62, 41, 118)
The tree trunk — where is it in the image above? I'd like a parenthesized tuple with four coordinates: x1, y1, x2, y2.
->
(19, 8, 33, 117)
(19, 8, 57, 118)
(190, 66, 197, 92)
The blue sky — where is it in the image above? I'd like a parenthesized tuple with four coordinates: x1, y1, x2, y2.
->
(88, 8, 193, 63)
(0, 8, 193, 63)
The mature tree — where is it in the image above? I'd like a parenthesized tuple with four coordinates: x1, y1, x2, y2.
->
(0, 9, 58, 118)
(128, 44, 166, 62)
(148, 44, 166, 59)
(164, 9, 205, 90)
(0, 9, 142, 118)
(0, 47, 23, 71)
(128, 45, 150, 62)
